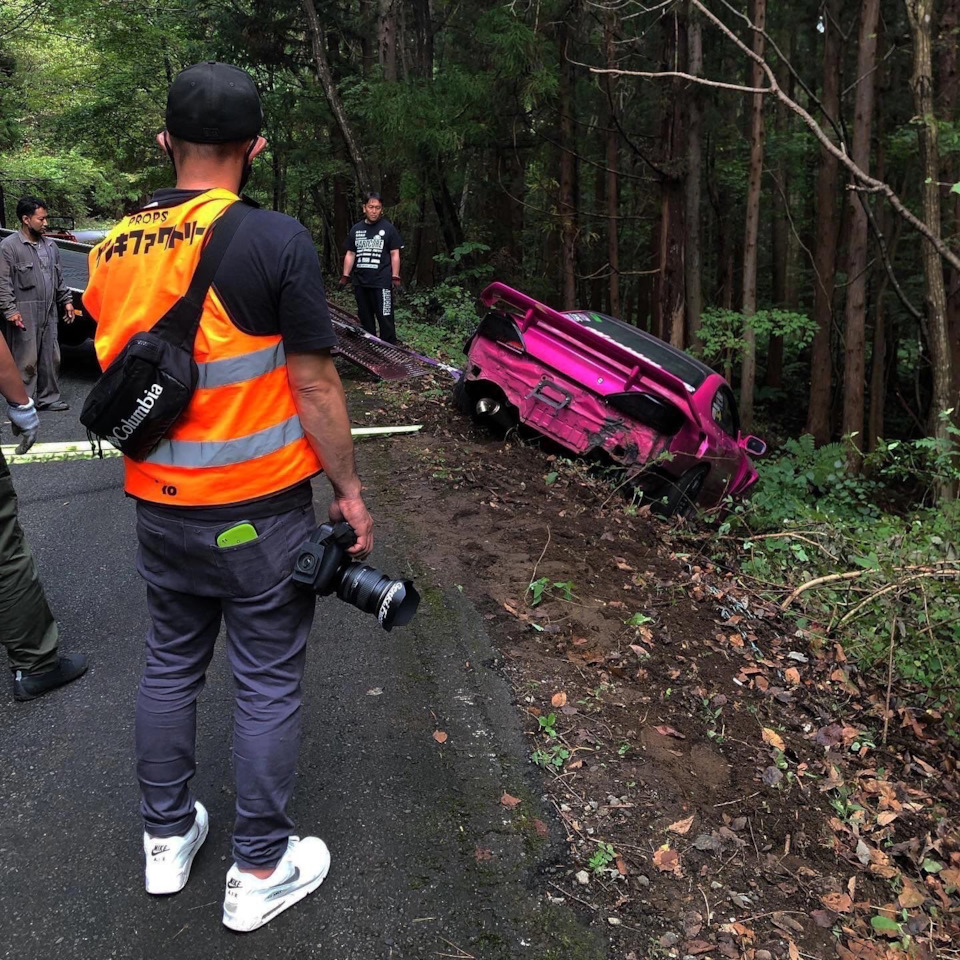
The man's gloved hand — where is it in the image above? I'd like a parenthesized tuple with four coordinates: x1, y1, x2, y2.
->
(337, 275, 351, 290)
(391, 276, 404, 295)
(7, 398, 40, 454)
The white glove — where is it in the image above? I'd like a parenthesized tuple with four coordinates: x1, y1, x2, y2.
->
(7, 398, 39, 454)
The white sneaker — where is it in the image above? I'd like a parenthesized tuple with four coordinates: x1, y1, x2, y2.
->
(143, 801, 209, 895)
(222, 836, 330, 933)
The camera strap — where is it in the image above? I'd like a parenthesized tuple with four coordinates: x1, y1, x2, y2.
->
(149, 200, 255, 347)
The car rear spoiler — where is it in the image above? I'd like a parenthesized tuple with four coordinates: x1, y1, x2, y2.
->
(479, 282, 701, 423)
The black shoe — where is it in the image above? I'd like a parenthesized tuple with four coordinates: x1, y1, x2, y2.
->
(13, 654, 88, 702)
(38, 400, 70, 411)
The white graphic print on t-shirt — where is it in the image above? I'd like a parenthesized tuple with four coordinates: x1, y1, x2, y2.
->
(355, 228, 386, 271)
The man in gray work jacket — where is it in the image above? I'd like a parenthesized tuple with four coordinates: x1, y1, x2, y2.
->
(0, 196, 76, 410)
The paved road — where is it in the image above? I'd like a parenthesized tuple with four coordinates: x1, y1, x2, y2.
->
(0, 347, 605, 960)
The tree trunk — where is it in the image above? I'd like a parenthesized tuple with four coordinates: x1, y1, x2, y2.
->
(841, 0, 880, 463)
(378, 0, 397, 81)
(302, 0, 371, 191)
(592, 162, 606, 310)
(766, 26, 792, 389)
(684, 1, 703, 349)
(939, 0, 960, 424)
(806, 0, 842, 444)
(558, 18, 578, 309)
(650, 12, 686, 347)
(604, 13, 621, 317)
(333, 174, 350, 260)
(739, 0, 767, 432)
(410, 0, 434, 79)
(906, 0, 956, 499)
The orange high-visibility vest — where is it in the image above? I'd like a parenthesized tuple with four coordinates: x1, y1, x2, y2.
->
(84, 188, 322, 506)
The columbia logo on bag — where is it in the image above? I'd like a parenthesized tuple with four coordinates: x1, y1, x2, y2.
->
(108, 384, 165, 444)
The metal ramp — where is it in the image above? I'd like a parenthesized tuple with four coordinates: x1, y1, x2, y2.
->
(327, 303, 434, 381)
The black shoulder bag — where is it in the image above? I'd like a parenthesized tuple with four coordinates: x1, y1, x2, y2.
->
(80, 202, 254, 461)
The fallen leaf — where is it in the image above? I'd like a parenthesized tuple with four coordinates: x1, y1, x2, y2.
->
(784, 667, 801, 686)
(532, 819, 549, 838)
(433, 730, 448, 744)
(821, 892, 853, 913)
(788, 941, 801, 960)
(898, 878, 926, 909)
(668, 815, 695, 835)
(762, 727, 786, 751)
(693, 834, 721, 852)
(762, 766, 783, 787)
(653, 845, 683, 876)
(684, 941, 714, 956)
(770, 912, 804, 935)
(500, 792, 522, 808)
(615, 856, 628, 876)
(655, 725, 686, 740)
(876, 811, 899, 827)
(474, 847, 494, 861)
(811, 909, 837, 928)
(941, 867, 960, 889)
(551, 691, 567, 708)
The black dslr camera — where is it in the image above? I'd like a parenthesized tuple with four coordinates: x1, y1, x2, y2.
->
(293, 521, 420, 631)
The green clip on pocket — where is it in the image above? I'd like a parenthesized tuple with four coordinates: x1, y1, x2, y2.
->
(216, 521, 259, 548)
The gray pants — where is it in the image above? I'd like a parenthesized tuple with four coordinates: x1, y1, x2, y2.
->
(3, 308, 61, 407)
(134, 501, 316, 869)
(0, 448, 59, 674)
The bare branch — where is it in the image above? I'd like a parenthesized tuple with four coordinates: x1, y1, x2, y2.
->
(589, 65, 769, 94)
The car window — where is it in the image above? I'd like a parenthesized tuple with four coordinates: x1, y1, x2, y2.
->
(711, 386, 739, 438)
(563, 311, 713, 390)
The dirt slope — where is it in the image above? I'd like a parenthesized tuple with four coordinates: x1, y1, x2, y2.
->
(353, 367, 960, 960)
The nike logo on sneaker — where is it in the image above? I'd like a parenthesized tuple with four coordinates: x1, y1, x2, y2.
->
(227, 878, 243, 889)
(151, 845, 170, 856)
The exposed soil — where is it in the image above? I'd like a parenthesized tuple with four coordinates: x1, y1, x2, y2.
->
(345, 364, 960, 960)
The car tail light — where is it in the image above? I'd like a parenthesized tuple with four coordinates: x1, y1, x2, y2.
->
(605, 392, 686, 436)
(474, 310, 525, 353)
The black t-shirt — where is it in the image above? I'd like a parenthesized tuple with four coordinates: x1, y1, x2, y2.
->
(141, 189, 337, 520)
(345, 218, 403, 288)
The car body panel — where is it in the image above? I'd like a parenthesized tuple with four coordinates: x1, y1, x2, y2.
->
(462, 282, 762, 509)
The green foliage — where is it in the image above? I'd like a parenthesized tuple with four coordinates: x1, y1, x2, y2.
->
(717, 434, 960, 732)
(527, 578, 577, 607)
(538, 713, 559, 738)
(394, 242, 491, 357)
(1, 148, 133, 218)
(587, 842, 616, 872)
(697, 308, 818, 370)
(531, 711, 569, 769)
(531, 744, 570, 769)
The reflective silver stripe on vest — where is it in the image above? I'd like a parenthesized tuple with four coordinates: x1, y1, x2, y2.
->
(196, 343, 286, 389)
(145, 416, 304, 468)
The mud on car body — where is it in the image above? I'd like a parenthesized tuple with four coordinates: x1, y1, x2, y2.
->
(455, 282, 766, 517)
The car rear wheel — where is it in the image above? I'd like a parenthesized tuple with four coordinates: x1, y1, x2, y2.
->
(650, 466, 709, 519)
(452, 377, 519, 432)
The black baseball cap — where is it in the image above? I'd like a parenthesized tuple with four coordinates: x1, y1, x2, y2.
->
(165, 61, 262, 144)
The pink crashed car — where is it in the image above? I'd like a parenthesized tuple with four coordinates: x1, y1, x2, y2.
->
(454, 283, 767, 517)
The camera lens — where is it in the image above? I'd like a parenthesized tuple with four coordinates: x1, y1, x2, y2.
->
(336, 563, 420, 631)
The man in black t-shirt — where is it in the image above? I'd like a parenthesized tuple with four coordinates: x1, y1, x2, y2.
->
(338, 193, 403, 344)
